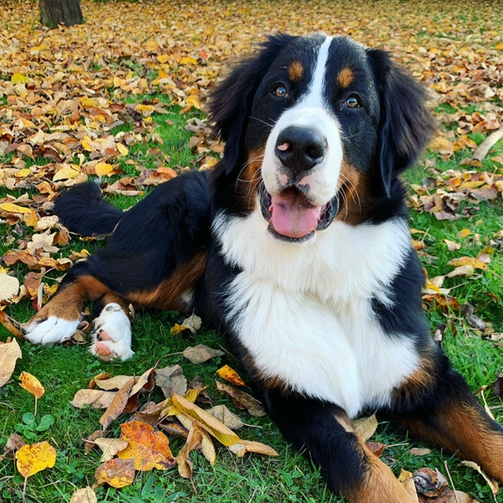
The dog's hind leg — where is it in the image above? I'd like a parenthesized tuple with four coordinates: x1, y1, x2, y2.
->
(24, 261, 112, 345)
(391, 351, 503, 484)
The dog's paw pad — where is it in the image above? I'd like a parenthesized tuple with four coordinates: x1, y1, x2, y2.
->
(24, 316, 79, 345)
(90, 303, 134, 361)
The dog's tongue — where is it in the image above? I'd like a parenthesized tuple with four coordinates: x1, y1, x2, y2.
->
(270, 190, 322, 239)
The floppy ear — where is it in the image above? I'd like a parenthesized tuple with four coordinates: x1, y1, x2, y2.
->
(368, 49, 436, 197)
(208, 33, 294, 174)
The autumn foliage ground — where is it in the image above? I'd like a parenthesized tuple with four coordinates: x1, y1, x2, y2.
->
(1, 0, 503, 502)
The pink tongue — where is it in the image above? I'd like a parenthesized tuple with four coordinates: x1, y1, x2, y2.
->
(270, 191, 322, 239)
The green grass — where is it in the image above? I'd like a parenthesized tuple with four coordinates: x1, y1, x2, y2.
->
(2, 98, 503, 503)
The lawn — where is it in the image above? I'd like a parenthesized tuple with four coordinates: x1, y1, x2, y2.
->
(1, 0, 503, 502)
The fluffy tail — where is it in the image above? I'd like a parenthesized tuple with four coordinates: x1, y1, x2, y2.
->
(53, 182, 123, 237)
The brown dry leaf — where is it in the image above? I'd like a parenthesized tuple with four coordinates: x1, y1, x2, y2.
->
(130, 366, 156, 396)
(71, 389, 117, 409)
(19, 371, 44, 399)
(176, 420, 203, 478)
(366, 441, 385, 457)
(69, 487, 98, 503)
(352, 414, 378, 442)
(459, 461, 499, 498)
(95, 458, 135, 488)
(0, 273, 19, 302)
(442, 239, 461, 251)
(0, 310, 24, 339)
(156, 364, 187, 398)
(94, 438, 129, 463)
(176, 413, 216, 465)
(92, 374, 131, 391)
(446, 265, 475, 278)
(0, 338, 22, 387)
(207, 405, 244, 430)
(183, 344, 224, 364)
(117, 421, 176, 471)
(15, 441, 57, 478)
(99, 376, 135, 430)
(413, 468, 448, 497)
(228, 439, 279, 458)
(172, 393, 240, 447)
(215, 380, 267, 417)
(399, 469, 419, 502)
(409, 447, 431, 456)
(216, 364, 246, 387)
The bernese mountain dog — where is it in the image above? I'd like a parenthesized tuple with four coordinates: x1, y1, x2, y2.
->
(24, 33, 503, 502)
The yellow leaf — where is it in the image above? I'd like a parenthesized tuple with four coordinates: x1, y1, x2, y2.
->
(53, 165, 80, 181)
(158, 54, 169, 64)
(0, 203, 31, 214)
(15, 168, 32, 179)
(448, 256, 488, 270)
(11, 73, 30, 84)
(23, 209, 39, 228)
(117, 143, 128, 156)
(458, 228, 472, 238)
(172, 393, 240, 447)
(19, 371, 45, 399)
(95, 162, 113, 177)
(496, 42, 503, 50)
(15, 441, 57, 478)
(216, 364, 246, 387)
(180, 56, 198, 65)
(184, 95, 201, 110)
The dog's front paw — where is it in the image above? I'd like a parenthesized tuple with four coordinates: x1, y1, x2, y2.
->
(90, 303, 134, 362)
(24, 316, 80, 345)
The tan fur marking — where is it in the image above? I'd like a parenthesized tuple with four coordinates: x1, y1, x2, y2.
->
(128, 251, 207, 310)
(400, 402, 503, 483)
(337, 67, 354, 88)
(288, 61, 304, 82)
(238, 148, 265, 212)
(335, 161, 369, 225)
(29, 276, 109, 323)
(346, 440, 417, 503)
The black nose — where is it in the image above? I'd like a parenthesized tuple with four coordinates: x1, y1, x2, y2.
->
(275, 126, 327, 175)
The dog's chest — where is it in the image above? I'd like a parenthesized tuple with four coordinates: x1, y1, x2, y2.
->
(214, 210, 420, 418)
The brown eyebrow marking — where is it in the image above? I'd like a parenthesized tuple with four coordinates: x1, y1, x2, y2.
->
(337, 67, 354, 88)
(288, 61, 304, 82)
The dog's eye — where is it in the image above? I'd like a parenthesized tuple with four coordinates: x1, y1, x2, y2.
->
(344, 95, 361, 108)
(272, 84, 288, 98)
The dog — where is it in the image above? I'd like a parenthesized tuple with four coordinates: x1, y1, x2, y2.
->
(24, 33, 503, 502)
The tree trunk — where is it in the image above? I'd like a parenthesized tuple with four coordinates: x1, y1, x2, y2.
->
(39, 0, 83, 28)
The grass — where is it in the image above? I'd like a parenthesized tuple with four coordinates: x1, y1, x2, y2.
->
(1, 2, 503, 502)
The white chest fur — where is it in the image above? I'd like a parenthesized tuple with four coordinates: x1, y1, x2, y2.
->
(213, 207, 420, 418)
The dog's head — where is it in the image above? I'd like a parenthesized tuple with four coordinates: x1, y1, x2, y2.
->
(209, 33, 435, 242)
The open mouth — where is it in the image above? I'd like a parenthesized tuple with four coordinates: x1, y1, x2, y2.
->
(260, 185, 339, 242)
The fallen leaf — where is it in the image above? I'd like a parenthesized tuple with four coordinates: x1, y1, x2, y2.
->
(207, 405, 244, 430)
(0, 310, 24, 339)
(0, 273, 19, 302)
(117, 421, 176, 471)
(216, 364, 246, 387)
(19, 371, 44, 399)
(409, 447, 431, 456)
(172, 393, 240, 447)
(448, 256, 488, 270)
(176, 413, 216, 465)
(183, 344, 224, 364)
(15, 441, 57, 478)
(228, 439, 278, 458)
(459, 460, 499, 497)
(94, 437, 129, 462)
(69, 487, 98, 503)
(399, 469, 419, 502)
(352, 414, 378, 442)
(215, 380, 267, 417)
(413, 467, 448, 497)
(95, 458, 135, 488)
(70, 389, 117, 409)
(99, 376, 135, 430)
(176, 420, 203, 478)
(446, 264, 475, 278)
(442, 239, 461, 251)
(156, 364, 187, 398)
(0, 338, 22, 387)
(92, 374, 131, 390)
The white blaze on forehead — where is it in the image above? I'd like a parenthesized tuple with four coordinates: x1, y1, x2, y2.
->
(261, 35, 343, 209)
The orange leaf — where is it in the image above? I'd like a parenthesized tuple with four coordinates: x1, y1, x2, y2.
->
(447, 256, 488, 271)
(216, 364, 246, 387)
(19, 371, 45, 399)
(117, 421, 176, 471)
(95, 458, 135, 488)
(15, 441, 56, 478)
